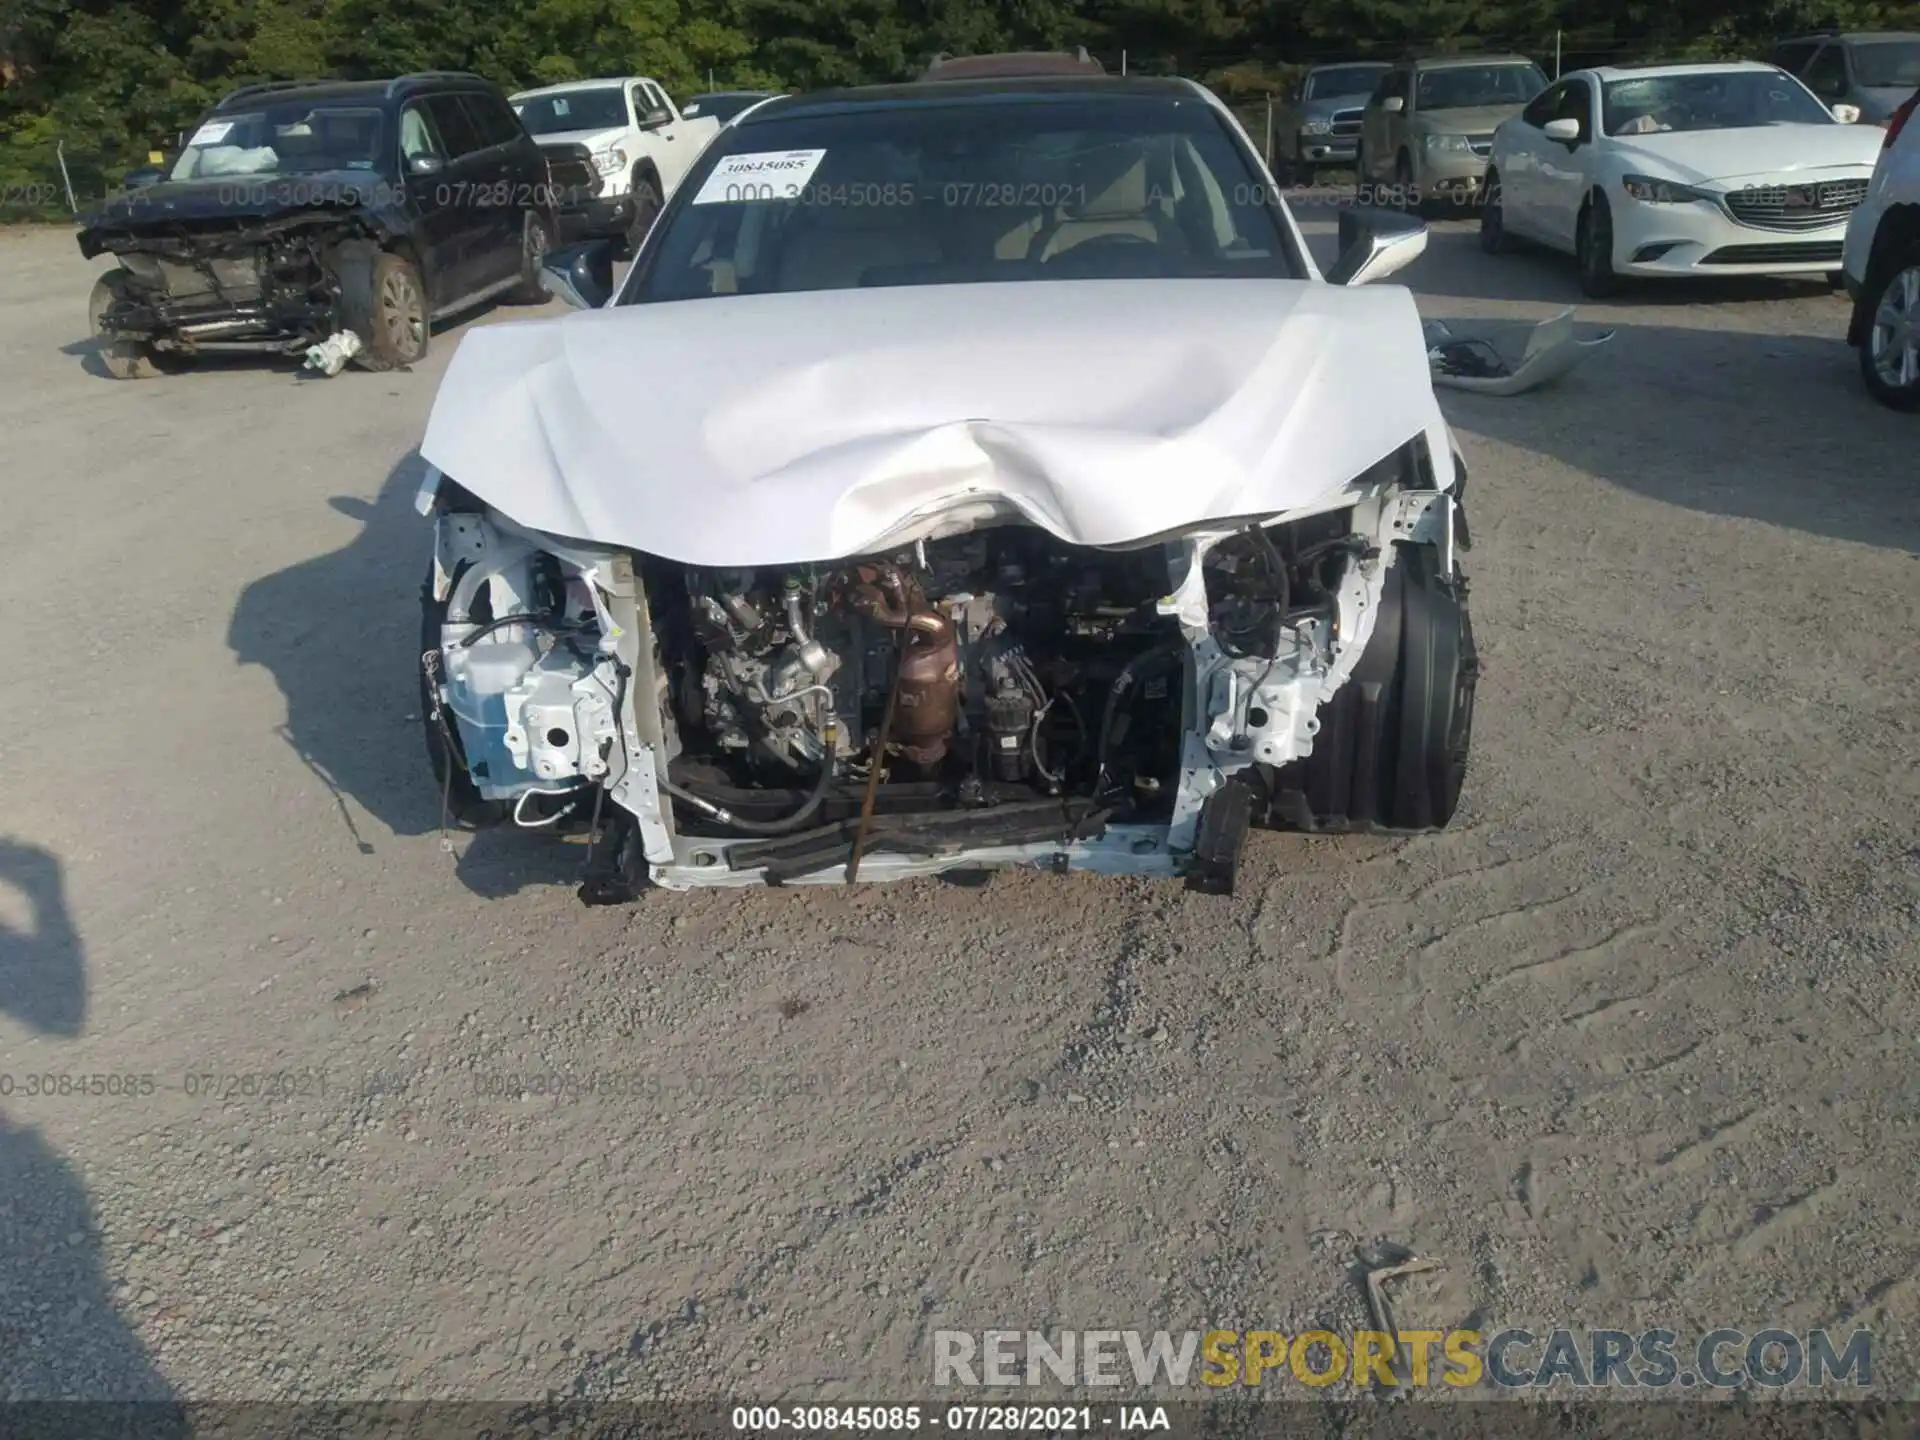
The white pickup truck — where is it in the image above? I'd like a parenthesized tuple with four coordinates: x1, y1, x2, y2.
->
(510, 77, 722, 254)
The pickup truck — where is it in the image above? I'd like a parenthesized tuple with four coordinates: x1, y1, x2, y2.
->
(510, 77, 721, 254)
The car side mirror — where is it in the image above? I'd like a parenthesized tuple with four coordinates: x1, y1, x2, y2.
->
(1542, 117, 1581, 142)
(640, 107, 672, 129)
(1381, 96, 1404, 113)
(121, 165, 166, 190)
(540, 240, 615, 309)
(408, 154, 445, 176)
(1832, 102, 1861, 123)
(1326, 205, 1428, 286)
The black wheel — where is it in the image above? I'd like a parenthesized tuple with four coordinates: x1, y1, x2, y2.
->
(1858, 247, 1920, 410)
(1576, 195, 1619, 298)
(362, 252, 429, 367)
(509, 211, 552, 304)
(625, 174, 663, 258)
(1479, 170, 1512, 254)
(1261, 542, 1477, 834)
(419, 566, 508, 829)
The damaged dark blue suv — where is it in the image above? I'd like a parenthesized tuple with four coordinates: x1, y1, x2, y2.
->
(77, 72, 563, 377)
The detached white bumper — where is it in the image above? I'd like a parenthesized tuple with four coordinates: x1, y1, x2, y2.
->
(1611, 184, 1866, 278)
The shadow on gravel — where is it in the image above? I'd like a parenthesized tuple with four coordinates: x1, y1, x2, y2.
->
(0, 839, 85, 1037)
(228, 450, 442, 848)
(0, 1117, 183, 1411)
(1431, 317, 1920, 554)
(227, 449, 586, 898)
(1395, 222, 1917, 554)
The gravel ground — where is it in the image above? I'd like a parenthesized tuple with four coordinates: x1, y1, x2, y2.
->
(0, 212, 1915, 1405)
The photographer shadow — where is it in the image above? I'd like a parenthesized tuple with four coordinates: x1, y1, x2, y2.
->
(227, 449, 590, 898)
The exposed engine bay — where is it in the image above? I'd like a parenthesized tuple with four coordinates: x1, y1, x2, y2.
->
(420, 447, 1473, 902)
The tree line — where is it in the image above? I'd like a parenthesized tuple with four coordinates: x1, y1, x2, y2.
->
(3, 0, 1917, 205)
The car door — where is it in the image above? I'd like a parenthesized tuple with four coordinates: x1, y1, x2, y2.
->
(633, 80, 691, 190)
(1499, 81, 1563, 238)
(1532, 78, 1596, 250)
(417, 93, 499, 305)
(454, 92, 529, 287)
(399, 99, 475, 308)
(1803, 43, 1851, 107)
(1361, 68, 1405, 180)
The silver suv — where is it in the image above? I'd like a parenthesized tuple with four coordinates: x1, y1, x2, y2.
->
(1768, 32, 1920, 126)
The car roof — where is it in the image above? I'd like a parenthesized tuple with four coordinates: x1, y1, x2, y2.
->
(691, 89, 779, 98)
(1777, 31, 1920, 42)
(1406, 54, 1540, 70)
(1308, 60, 1389, 69)
(741, 74, 1201, 123)
(216, 74, 498, 110)
(511, 78, 640, 99)
(1586, 60, 1791, 80)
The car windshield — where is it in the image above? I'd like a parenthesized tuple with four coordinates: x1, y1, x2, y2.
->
(1601, 71, 1835, 135)
(1415, 64, 1547, 109)
(1850, 39, 1920, 88)
(513, 87, 628, 135)
(627, 94, 1301, 303)
(1305, 66, 1387, 100)
(168, 102, 384, 180)
(685, 93, 773, 121)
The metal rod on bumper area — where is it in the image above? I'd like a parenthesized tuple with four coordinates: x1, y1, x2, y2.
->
(846, 630, 906, 882)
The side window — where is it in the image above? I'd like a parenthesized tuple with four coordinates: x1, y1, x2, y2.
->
(1557, 79, 1593, 136)
(1521, 82, 1563, 128)
(1805, 44, 1848, 97)
(642, 81, 670, 119)
(424, 94, 482, 158)
(1769, 41, 1815, 74)
(1370, 70, 1402, 105)
(398, 102, 442, 167)
(462, 93, 523, 149)
(628, 83, 647, 125)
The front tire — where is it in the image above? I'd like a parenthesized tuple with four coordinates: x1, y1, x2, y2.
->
(361, 252, 429, 368)
(1858, 247, 1920, 411)
(508, 211, 553, 304)
(1263, 543, 1477, 834)
(89, 271, 166, 379)
(1576, 195, 1619, 298)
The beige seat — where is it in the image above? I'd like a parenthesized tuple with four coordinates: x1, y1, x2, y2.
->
(1036, 139, 1182, 263)
(771, 189, 943, 290)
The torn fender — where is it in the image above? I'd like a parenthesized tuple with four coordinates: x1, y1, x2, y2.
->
(417, 277, 1455, 566)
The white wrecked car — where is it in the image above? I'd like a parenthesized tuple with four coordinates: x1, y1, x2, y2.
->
(414, 73, 1479, 902)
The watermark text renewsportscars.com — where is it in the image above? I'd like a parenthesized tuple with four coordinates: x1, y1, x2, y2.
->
(933, 1327, 1873, 1391)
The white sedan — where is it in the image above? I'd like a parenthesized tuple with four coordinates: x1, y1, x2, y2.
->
(1480, 61, 1887, 295)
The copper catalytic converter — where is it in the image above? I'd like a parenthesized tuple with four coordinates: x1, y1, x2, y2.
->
(844, 563, 959, 772)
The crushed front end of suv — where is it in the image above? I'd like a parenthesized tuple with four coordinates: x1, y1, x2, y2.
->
(413, 76, 1478, 901)
(77, 74, 553, 377)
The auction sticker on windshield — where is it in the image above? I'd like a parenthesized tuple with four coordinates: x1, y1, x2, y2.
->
(189, 120, 235, 145)
(692, 149, 829, 204)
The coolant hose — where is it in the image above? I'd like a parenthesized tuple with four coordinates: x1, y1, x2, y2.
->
(661, 719, 840, 835)
(1094, 641, 1185, 798)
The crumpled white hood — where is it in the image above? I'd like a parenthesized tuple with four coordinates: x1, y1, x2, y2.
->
(420, 279, 1450, 566)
